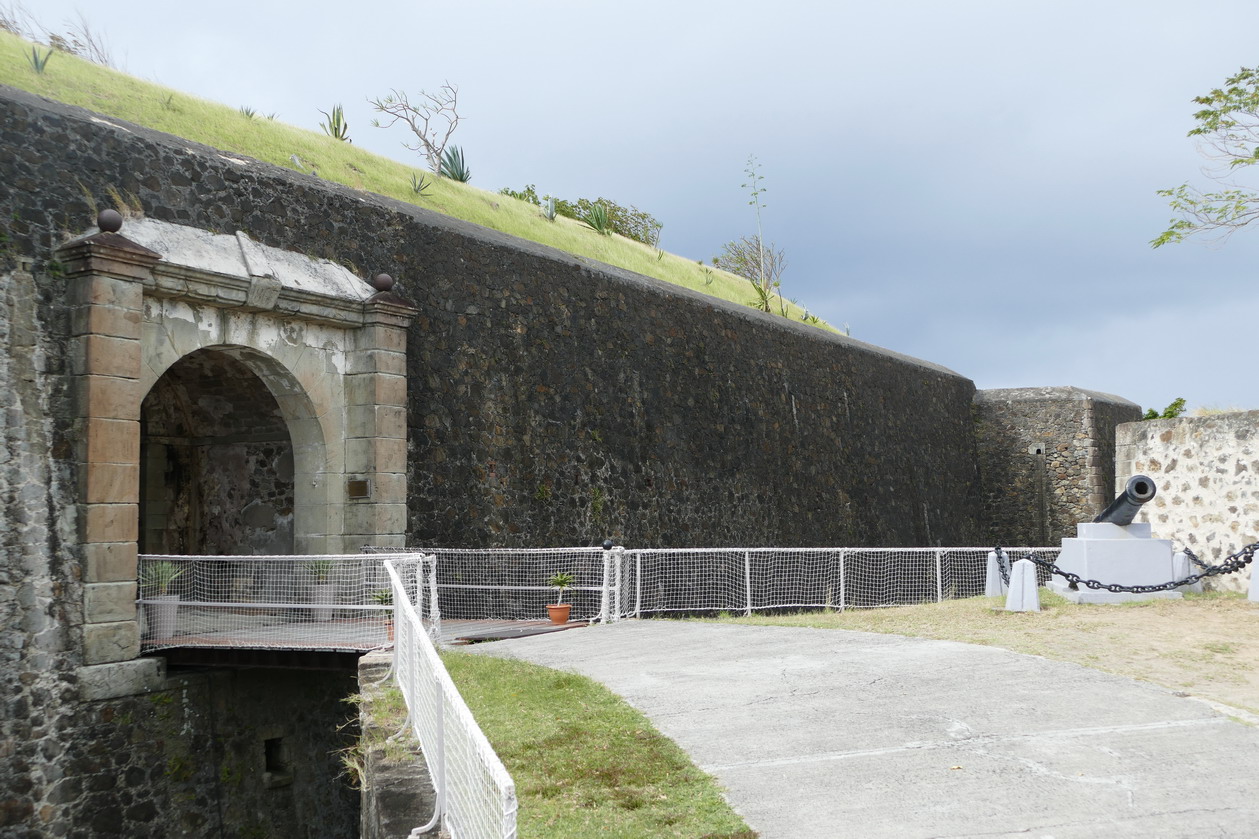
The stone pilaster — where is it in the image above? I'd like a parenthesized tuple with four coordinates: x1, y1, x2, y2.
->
(342, 280, 416, 551)
(60, 215, 160, 664)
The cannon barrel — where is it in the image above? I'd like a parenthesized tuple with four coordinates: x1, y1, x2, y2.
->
(1093, 475, 1157, 526)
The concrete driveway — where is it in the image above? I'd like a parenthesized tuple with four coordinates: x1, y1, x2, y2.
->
(466, 620, 1259, 838)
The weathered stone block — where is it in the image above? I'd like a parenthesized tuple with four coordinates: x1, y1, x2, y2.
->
(70, 303, 144, 340)
(83, 620, 140, 664)
(347, 348, 406, 376)
(346, 405, 407, 440)
(346, 373, 405, 408)
(369, 472, 407, 502)
(356, 323, 407, 353)
(85, 542, 138, 582)
(83, 418, 140, 464)
(80, 503, 138, 543)
(344, 502, 407, 537)
(84, 582, 138, 622)
(67, 273, 144, 309)
(345, 438, 407, 473)
(75, 375, 144, 421)
(73, 334, 142, 378)
(82, 462, 140, 504)
(76, 658, 165, 701)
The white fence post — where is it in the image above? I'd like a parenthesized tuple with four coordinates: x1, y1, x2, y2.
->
(599, 547, 612, 624)
(838, 549, 846, 612)
(744, 551, 753, 617)
(427, 556, 441, 641)
(934, 549, 944, 603)
(611, 546, 625, 622)
(633, 551, 642, 619)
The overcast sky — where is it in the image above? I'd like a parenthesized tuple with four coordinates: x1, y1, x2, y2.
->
(24, 0, 1259, 412)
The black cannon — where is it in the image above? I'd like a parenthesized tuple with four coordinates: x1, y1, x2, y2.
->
(1093, 475, 1157, 526)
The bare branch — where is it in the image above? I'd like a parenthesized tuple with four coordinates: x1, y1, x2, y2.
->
(368, 83, 462, 173)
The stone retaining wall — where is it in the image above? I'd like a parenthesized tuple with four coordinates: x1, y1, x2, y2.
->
(1117, 412, 1259, 591)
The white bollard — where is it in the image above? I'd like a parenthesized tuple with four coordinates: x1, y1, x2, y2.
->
(1005, 559, 1041, 612)
(1173, 550, 1204, 595)
(1249, 561, 1259, 603)
(985, 550, 1009, 597)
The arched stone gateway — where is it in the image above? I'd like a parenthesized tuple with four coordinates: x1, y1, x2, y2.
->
(141, 347, 300, 556)
(61, 214, 415, 673)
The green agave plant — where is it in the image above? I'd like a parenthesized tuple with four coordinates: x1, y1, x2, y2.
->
(140, 560, 185, 596)
(579, 202, 611, 236)
(26, 46, 53, 74)
(439, 145, 471, 182)
(305, 558, 336, 583)
(319, 103, 351, 142)
(410, 172, 432, 196)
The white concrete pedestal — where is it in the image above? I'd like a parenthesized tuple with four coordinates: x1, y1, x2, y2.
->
(1046, 522, 1183, 604)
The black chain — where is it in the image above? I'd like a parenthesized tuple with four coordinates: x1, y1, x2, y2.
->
(1016, 542, 1259, 594)
(993, 547, 1011, 587)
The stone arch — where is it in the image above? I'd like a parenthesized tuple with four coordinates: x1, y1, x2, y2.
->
(141, 342, 333, 554)
(139, 346, 334, 556)
(64, 218, 413, 669)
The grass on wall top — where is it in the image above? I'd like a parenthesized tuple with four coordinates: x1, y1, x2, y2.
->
(1, 31, 828, 329)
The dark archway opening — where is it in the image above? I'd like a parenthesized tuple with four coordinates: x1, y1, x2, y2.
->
(140, 349, 295, 555)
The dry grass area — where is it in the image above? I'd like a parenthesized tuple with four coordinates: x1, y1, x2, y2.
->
(722, 591, 1259, 715)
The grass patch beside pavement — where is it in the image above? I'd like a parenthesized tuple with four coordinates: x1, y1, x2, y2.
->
(716, 590, 1259, 716)
(442, 650, 755, 839)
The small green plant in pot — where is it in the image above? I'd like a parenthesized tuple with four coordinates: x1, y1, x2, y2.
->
(307, 559, 337, 621)
(140, 560, 185, 596)
(547, 572, 575, 624)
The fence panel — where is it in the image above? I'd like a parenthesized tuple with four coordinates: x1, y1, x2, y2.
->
(137, 552, 434, 650)
(622, 547, 1062, 617)
(424, 547, 607, 622)
(385, 558, 517, 839)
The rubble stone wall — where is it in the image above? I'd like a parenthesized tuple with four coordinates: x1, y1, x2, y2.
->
(1117, 412, 1259, 592)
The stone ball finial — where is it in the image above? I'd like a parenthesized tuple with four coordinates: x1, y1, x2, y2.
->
(97, 209, 123, 233)
(371, 273, 396, 292)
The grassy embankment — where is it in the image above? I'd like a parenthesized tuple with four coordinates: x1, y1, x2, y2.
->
(0, 29, 824, 327)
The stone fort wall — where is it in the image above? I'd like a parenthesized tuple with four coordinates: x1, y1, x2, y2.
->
(975, 387, 1143, 546)
(0, 84, 1126, 836)
(0, 84, 986, 551)
(1117, 412, 1259, 592)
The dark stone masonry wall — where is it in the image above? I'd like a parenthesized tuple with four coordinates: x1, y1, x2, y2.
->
(974, 387, 1142, 545)
(46, 667, 358, 839)
(0, 84, 984, 551)
(0, 84, 989, 836)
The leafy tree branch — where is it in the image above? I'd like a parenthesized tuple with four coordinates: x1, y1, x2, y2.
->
(1153, 65, 1259, 247)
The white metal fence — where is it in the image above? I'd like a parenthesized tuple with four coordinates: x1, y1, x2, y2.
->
(137, 553, 438, 650)
(384, 556, 518, 839)
(415, 547, 618, 623)
(624, 547, 1061, 617)
(399, 546, 1060, 623)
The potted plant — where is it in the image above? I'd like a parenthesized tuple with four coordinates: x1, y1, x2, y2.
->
(371, 588, 394, 640)
(140, 560, 185, 640)
(546, 572, 575, 624)
(306, 558, 337, 621)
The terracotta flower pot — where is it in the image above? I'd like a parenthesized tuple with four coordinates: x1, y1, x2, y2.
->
(546, 603, 571, 625)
